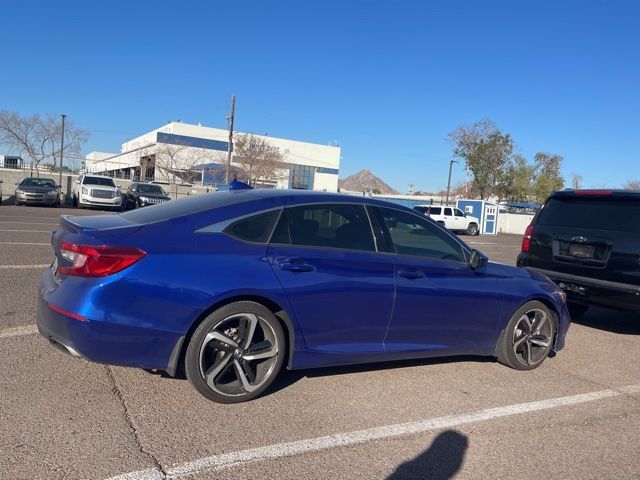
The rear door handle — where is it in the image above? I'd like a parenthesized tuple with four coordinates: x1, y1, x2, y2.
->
(278, 260, 315, 272)
(398, 269, 425, 279)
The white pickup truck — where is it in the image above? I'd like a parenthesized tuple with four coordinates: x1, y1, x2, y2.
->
(413, 205, 480, 235)
(72, 174, 123, 210)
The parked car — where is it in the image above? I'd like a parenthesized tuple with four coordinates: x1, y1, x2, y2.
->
(14, 177, 61, 207)
(413, 205, 480, 235)
(72, 174, 123, 210)
(517, 189, 640, 318)
(38, 190, 570, 403)
(124, 182, 171, 209)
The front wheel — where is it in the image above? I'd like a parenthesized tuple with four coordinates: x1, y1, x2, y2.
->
(466, 223, 479, 236)
(185, 301, 285, 403)
(496, 301, 556, 370)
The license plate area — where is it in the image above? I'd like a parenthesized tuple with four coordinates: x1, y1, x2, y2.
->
(569, 244, 595, 258)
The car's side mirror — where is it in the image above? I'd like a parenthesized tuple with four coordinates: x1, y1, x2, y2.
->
(74, 180, 80, 184)
(469, 249, 488, 269)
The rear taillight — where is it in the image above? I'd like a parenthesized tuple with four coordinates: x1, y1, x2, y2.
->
(521, 225, 534, 253)
(58, 242, 146, 277)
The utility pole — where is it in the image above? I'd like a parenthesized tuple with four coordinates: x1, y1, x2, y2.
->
(445, 159, 458, 205)
(225, 95, 235, 184)
(59, 114, 66, 195)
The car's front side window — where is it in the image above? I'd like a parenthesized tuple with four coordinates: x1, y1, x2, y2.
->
(271, 203, 375, 252)
(375, 207, 466, 262)
(454, 208, 465, 217)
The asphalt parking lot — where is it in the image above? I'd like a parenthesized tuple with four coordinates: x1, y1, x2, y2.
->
(1, 205, 639, 480)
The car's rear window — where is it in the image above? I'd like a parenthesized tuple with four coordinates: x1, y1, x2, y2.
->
(120, 190, 254, 223)
(537, 197, 640, 233)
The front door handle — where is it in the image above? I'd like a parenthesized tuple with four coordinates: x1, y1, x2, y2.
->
(279, 261, 315, 272)
(398, 269, 425, 279)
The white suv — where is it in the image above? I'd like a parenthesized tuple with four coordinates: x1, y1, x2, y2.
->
(72, 175, 123, 210)
(413, 205, 480, 235)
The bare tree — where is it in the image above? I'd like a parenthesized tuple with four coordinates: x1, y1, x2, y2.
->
(0, 110, 88, 176)
(571, 173, 583, 189)
(233, 134, 285, 187)
(151, 142, 207, 198)
(623, 180, 640, 190)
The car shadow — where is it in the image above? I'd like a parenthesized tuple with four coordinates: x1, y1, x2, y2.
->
(573, 307, 640, 335)
(267, 354, 494, 396)
(386, 430, 468, 480)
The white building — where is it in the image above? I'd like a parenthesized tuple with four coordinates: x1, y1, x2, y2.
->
(84, 122, 341, 191)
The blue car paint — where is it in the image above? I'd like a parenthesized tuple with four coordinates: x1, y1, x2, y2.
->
(37, 189, 570, 375)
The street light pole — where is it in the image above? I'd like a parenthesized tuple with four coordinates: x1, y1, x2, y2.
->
(445, 159, 458, 205)
(59, 114, 66, 194)
(225, 95, 235, 184)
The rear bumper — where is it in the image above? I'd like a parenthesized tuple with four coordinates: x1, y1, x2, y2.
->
(523, 266, 640, 312)
(37, 269, 182, 372)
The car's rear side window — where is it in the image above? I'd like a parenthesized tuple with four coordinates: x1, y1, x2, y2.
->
(224, 210, 280, 243)
(271, 203, 375, 251)
(413, 206, 428, 214)
(537, 197, 640, 233)
(429, 207, 442, 215)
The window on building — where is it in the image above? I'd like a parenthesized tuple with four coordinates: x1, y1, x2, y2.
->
(290, 165, 314, 190)
(271, 204, 375, 251)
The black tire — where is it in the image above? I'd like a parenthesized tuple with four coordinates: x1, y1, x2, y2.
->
(568, 302, 589, 320)
(185, 301, 286, 403)
(466, 223, 479, 236)
(496, 300, 556, 371)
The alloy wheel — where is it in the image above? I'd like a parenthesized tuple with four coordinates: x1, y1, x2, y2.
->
(198, 312, 280, 397)
(512, 308, 553, 367)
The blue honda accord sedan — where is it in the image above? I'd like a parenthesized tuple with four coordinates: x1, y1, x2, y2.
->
(37, 189, 570, 403)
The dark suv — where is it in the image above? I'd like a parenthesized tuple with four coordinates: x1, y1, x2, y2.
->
(517, 189, 640, 317)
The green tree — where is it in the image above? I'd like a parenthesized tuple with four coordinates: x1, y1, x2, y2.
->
(449, 120, 514, 199)
(533, 152, 564, 203)
(495, 155, 536, 202)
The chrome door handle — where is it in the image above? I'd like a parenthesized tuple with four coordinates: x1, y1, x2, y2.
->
(279, 262, 315, 272)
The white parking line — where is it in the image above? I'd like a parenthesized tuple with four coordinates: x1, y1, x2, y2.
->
(0, 221, 57, 225)
(106, 384, 640, 480)
(0, 229, 52, 233)
(0, 325, 39, 339)
(0, 242, 50, 245)
(0, 264, 49, 270)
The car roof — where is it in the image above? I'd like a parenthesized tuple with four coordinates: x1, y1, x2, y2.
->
(245, 189, 415, 210)
(551, 189, 640, 198)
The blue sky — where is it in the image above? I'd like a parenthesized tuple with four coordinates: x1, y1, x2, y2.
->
(1, 0, 638, 193)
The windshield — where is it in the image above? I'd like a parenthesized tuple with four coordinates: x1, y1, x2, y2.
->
(137, 184, 165, 194)
(20, 178, 56, 188)
(84, 176, 116, 187)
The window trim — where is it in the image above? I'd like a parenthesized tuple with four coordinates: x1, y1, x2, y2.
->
(195, 207, 284, 245)
(268, 202, 379, 254)
(371, 205, 470, 264)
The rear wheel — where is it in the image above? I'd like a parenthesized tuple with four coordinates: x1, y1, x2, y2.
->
(497, 301, 555, 370)
(185, 301, 285, 403)
(466, 223, 479, 236)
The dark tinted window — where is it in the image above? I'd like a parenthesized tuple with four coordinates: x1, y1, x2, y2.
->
(429, 207, 441, 215)
(413, 206, 428, 214)
(444, 208, 452, 216)
(377, 207, 465, 262)
(224, 210, 280, 243)
(120, 191, 254, 224)
(84, 176, 116, 187)
(137, 184, 165, 194)
(454, 208, 465, 217)
(20, 178, 55, 188)
(271, 204, 375, 251)
(537, 197, 640, 233)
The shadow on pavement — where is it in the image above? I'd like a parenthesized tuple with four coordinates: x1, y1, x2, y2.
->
(386, 430, 468, 480)
(573, 307, 640, 335)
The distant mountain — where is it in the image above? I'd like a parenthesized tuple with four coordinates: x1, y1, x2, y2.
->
(338, 169, 399, 195)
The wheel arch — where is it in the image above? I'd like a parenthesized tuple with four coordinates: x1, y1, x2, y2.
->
(493, 295, 561, 357)
(166, 294, 299, 378)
